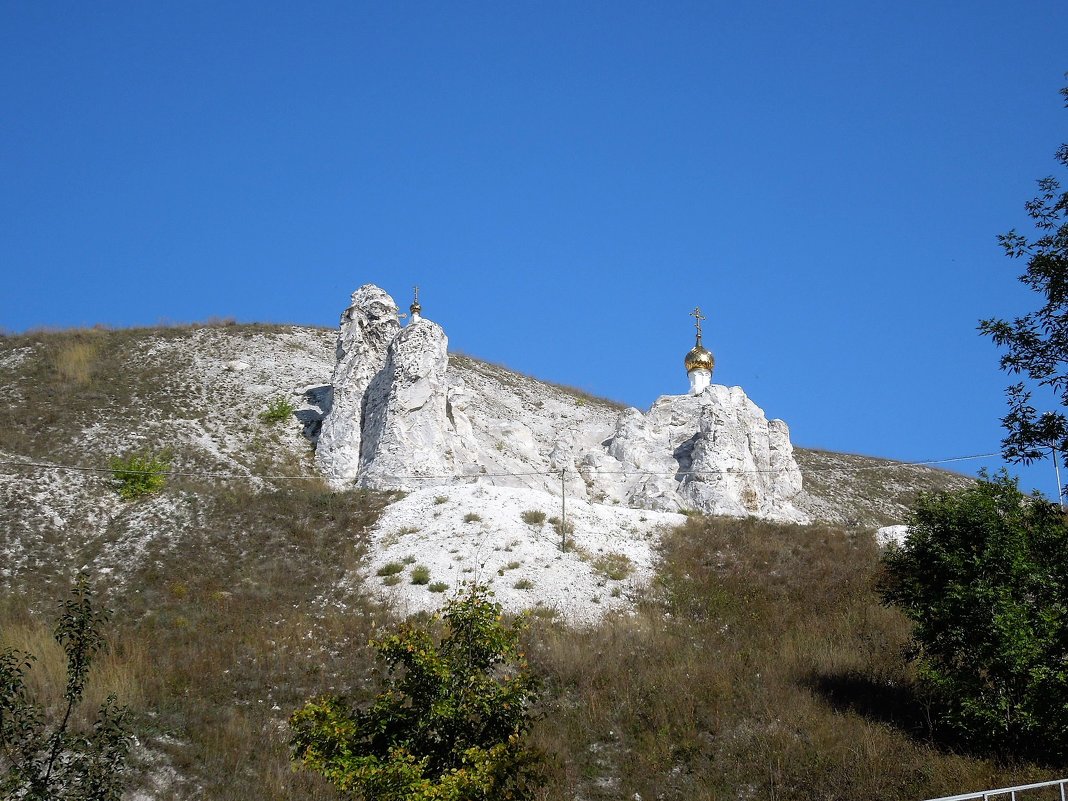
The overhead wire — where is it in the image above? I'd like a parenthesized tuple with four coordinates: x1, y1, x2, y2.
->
(0, 451, 1002, 483)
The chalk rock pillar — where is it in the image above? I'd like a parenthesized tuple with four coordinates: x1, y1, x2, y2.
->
(315, 285, 400, 485)
(604, 386, 808, 522)
(675, 387, 804, 519)
(358, 318, 454, 490)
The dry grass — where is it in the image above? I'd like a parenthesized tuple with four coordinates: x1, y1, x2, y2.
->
(51, 337, 101, 385)
(794, 447, 975, 527)
(1, 484, 390, 800)
(523, 516, 1059, 800)
(0, 618, 148, 714)
(2, 495, 1059, 800)
(521, 509, 547, 526)
(592, 552, 633, 581)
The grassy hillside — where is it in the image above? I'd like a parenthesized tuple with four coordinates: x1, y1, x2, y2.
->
(793, 447, 973, 527)
(2, 324, 1040, 800)
(2, 494, 1060, 800)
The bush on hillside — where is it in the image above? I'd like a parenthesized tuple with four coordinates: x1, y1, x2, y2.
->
(0, 576, 130, 800)
(109, 451, 169, 500)
(290, 584, 546, 800)
(880, 471, 1068, 760)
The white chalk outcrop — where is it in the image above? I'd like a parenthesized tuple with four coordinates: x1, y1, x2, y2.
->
(314, 286, 400, 484)
(365, 485, 686, 623)
(595, 387, 807, 522)
(358, 318, 454, 489)
(876, 524, 910, 548)
(315, 284, 808, 522)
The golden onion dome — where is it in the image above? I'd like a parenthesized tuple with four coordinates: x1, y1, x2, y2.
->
(685, 343, 715, 374)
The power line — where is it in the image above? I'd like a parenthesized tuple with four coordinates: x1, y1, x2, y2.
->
(0, 451, 1002, 483)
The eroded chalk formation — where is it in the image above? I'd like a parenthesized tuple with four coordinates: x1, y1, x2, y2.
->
(358, 317, 453, 489)
(314, 285, 400, 484)
(598, 388, 806, 522)
(315, 284, 808, 522)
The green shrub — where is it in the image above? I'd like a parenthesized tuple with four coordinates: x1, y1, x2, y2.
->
(428, 581, 449, 593)
(434, 495, 449, 505)
(259, 396, 295, 424)
(881, 470, 1068, 760)
(410, 565, 431, 585)
(382, 574, 402, 586)
(513, 578, 534, 590)
(521, 509, 546, 526)
(376, 562, 404, 577)
(463, 512, 482, 524)
(290, 585, 545, 799)
(109, 452, 169, 500)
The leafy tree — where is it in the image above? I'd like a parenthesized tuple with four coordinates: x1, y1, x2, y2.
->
(880, 472, 1068, 759)
(0, 576, 130, 800)
(979, 80, 1068, 470)
(290, 585, 546, 800)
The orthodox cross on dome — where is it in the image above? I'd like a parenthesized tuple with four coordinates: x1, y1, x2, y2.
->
(410, 285, 422, 321)
(684, 305, 714, 394)
(689, 306, 706, 344)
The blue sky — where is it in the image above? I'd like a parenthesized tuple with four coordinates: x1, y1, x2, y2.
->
(2, 2, 1066, 496)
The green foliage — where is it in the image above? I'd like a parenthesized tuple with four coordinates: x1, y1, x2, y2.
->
(108, 451, 168, 500)
(428, 582, 449, 593)
(260, 396, 296, 424)
(0, 577, 130, 800)
(979, 81, 1068, 470)
(290, 585, 545, 800)
(377, 562, 404, 577)
(463, 512, 482, 524)
(410, 565, 431, 585)
(880, 471, 1068, 760)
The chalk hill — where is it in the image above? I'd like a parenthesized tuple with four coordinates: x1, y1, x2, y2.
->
(0, 320, 968, 613)
(0, 320, 1002, 800)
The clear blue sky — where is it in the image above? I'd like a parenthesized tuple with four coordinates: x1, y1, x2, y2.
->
(2, 2, 1066, 497)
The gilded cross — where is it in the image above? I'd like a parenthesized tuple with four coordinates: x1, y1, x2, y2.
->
(689, 306, 706, 340)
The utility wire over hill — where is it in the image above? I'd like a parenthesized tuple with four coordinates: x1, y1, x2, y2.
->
(0, 452, 1001, 482)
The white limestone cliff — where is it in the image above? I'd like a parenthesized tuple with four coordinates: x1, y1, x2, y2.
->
(315, 284, 808, 522)
(597, 387, 806, 522)
(358, 318, 454, 489)
(314, 285, 400, 484)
